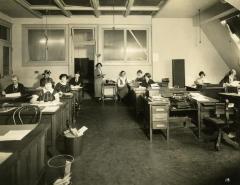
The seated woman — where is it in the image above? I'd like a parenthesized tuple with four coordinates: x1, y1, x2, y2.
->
(117, 71, 129, 100)
(2, 75, 25, 95)
(30, 79, 59, 103)
(219, 69, 237, 87)
(69, 71, 82, 88)
(141, 73, 155, 88)
(54, 74, 71, 95)
(194, 71, 206, 88)
(135, 70, 144, 83)
(40, 70, 55, 87)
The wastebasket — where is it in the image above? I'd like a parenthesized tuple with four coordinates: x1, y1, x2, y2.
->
(64, 132, 84, 158)
(46, 154, 74, 185)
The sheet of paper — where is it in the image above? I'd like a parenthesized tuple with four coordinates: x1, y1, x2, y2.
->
(0, 130, 31, 141)
(42, 106, 60, 112)
(78, 126, 88, 136)
(5, 92, 21, 98)
(0, 152, 12, 164)
(31, 102, 63, 107)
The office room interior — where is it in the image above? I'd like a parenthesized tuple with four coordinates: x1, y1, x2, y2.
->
(1, 0, 240, 185)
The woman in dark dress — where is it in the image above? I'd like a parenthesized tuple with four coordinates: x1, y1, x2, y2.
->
(69, 71, 82, 87)
(40, 70, 55, 87)
(135, 70, 144, 84)
(30, 79, 59, 103)
(219, 69, 237, 87)
(54, 74, 71, 95)
(141, 73, 155, 88)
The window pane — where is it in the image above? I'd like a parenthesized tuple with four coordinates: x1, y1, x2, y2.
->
(73, 29, 93, 42)
(47, 30, 65, 61)
(28, 29, 65, 62)
(28, 29, 46, 61)
(0, 25, 10, 41)
(103, 30, 124, 61)
(127, 30, 147, 61)
(3, 46, 10, 76)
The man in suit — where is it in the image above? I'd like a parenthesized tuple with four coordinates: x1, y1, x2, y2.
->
(2, 75, 25, 95)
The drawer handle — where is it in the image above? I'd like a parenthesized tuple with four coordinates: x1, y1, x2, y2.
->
(156, 108, 164, 111)
(156, 124, 166, 128)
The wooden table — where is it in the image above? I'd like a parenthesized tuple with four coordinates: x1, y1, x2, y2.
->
(190, 95, 219, 139)
(60, 94, 75, 126)
(131, 87, 146, 116)
(0, 124, 49, 185)
(0, 103, 67, 154)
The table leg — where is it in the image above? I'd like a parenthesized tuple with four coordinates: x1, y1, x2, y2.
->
(198, 102, 201, 139)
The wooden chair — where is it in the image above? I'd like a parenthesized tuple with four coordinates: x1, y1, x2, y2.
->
(204, 100, 239, 151)
(12, 105, 42, 125)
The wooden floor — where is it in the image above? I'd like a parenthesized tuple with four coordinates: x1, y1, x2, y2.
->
(58, 100, 240, 185)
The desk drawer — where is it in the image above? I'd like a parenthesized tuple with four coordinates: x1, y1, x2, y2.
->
(152, 106, 168, 113)
(152, 113, 168, 121)
(152, 121, 168, 129)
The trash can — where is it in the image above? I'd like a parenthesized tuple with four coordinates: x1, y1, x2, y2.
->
(64, 132, 84, 158)
(46, 154, 74, 185)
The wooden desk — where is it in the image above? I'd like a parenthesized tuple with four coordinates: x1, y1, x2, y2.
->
(60, 94, 75, 126)
(0, 124, 49, 185)
(190, 95, 219, 139)
(143, 98, 170, 142)
(0, 103, 66, 153)
(132, 87, 146, 116)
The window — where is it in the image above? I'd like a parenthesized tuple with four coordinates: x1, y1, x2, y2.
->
(0, 19, 11, 77)
(101, 26, 150, 64)
(0, 25, 10, 41)
(22, 25, 68, 66)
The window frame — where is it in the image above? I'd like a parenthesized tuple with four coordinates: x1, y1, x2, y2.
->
(22, 24, 68, 66)
(0, 18, 12, 77)
(99, 25, 151, 66)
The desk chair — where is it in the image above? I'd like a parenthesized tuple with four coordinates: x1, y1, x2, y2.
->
(12, 105, 42, 125)
(203, 100, 239, 151)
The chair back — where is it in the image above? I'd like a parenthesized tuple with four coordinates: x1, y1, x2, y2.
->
(214, 100, 235, 124)
(12, 105, 42, 125)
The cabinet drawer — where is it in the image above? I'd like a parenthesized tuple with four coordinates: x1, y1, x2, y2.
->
(152, 106, 168, 113)
(152, 113, 168, 121)
(152, 121, 168, 129)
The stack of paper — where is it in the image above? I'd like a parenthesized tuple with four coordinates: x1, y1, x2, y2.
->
(64, 126, 88, 138)
(189, 92, 210, 102)
(0, 130, 31, 141)
(42, 106, 60, 112)
(5, 92, 21, 98)
(150, 83, 160, 89)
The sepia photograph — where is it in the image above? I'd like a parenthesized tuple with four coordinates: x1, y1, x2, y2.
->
(0, 0, 240, 185)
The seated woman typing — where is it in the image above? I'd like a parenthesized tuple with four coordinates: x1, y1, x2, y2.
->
(30, 79, 59, 104)
(117, 71, 129, 100)
(69, 71, 82, 88)
(141, 73, 155, 88)
(2, 75, 25, 95)
(54, 74, 71, 96)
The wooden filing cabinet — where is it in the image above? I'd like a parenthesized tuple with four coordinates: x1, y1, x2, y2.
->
(145, 98, 170, 142)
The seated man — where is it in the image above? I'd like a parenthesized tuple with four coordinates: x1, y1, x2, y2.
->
(30, 79, 59, 104)
(2, 75, 25, 95)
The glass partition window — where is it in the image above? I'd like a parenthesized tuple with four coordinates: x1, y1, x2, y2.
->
(127, 30, 147, 61)
(22, 25, 67, 65)
(102, 27, 149, 63)
(103, 29, 124, 61)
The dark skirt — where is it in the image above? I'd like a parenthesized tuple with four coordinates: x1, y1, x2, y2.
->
(118, 85, 129, 99)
